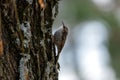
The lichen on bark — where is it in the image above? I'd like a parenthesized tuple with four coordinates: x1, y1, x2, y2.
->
(0, 0, 60, 80)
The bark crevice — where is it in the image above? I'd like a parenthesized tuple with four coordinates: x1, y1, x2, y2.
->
(0, 0, 60, 80)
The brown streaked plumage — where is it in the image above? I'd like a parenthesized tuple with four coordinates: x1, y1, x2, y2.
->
(54, 22, 68, 62)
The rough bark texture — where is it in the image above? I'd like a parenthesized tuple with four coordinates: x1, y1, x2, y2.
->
(0, 0, 59, 80)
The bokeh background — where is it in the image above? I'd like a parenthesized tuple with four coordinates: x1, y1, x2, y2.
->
(53, 0, 120, 80)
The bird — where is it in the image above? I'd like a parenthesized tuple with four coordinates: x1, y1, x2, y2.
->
(53, 22, 68, 63)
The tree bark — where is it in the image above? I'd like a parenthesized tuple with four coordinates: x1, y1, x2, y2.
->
(0, 0, 59, 80)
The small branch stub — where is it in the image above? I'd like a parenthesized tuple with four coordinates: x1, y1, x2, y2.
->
(38, 0, 46, 9)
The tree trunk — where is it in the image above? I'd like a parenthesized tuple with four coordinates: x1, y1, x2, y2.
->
(0, 0, 59, 80)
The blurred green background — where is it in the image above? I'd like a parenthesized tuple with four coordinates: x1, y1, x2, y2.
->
(53, 0, 120, 80)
